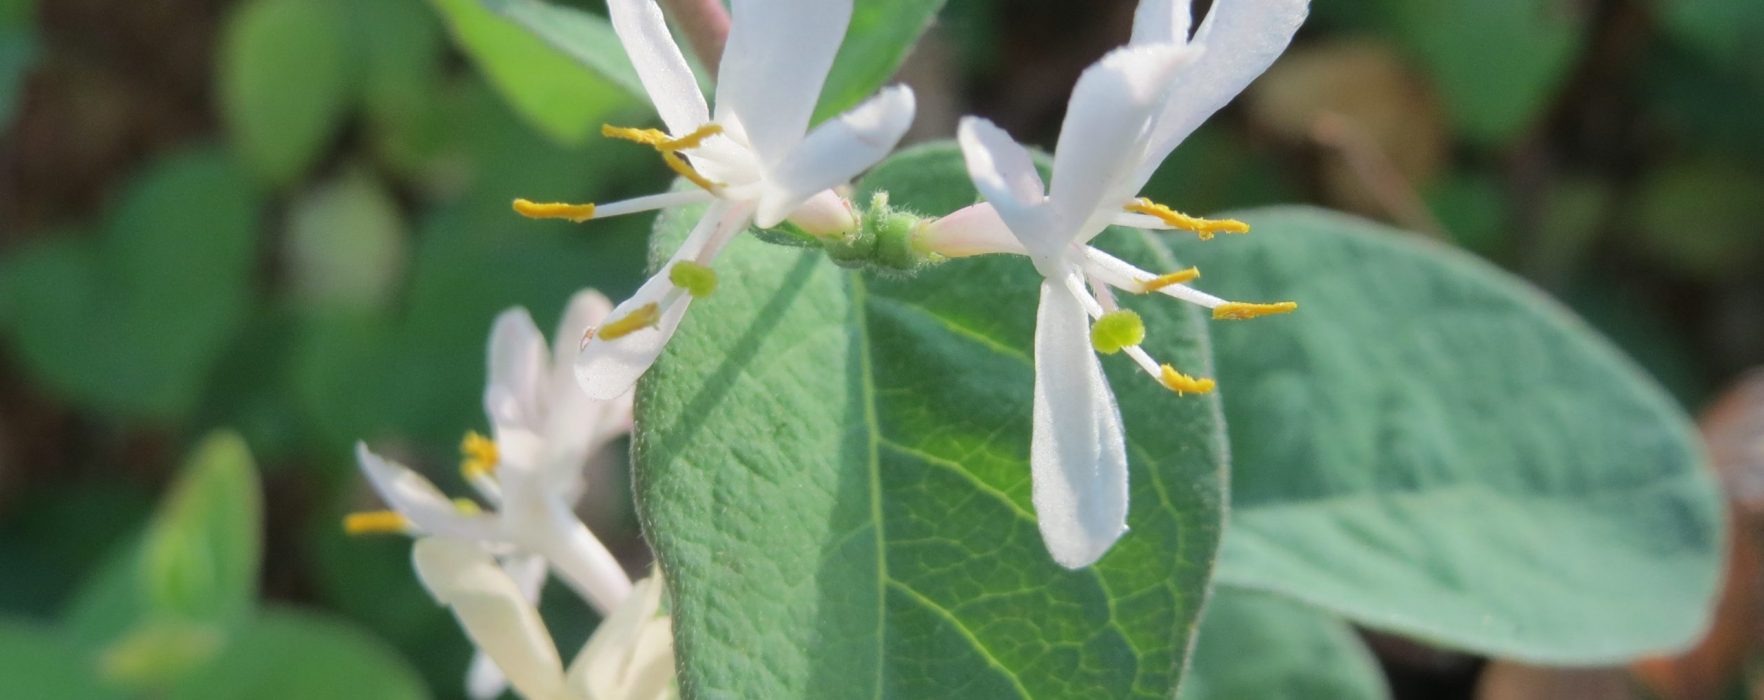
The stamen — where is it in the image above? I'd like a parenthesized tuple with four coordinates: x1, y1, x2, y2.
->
(1090, 309, 1146, 355)
(1159, 365, 1217, 395)
(668, 261, 718, 298)
(460, 431, 498, 480)
(343, 510, 410, 536)
(1213, 301, 1299, 320)
(452, 498, 483, 516)
(603, 123, 726, 193)
(1138, 267, 1201, 293)
(513, 199, 597, 223)
(596, 303, 662, 341)
(1125, 198, 1250, 240)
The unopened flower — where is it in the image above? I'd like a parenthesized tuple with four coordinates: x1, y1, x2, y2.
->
(511, 0, 916, 400)
(344, 290, 636, 697)
(413, 539, 676, 700)
(929, 0, 1309, 569)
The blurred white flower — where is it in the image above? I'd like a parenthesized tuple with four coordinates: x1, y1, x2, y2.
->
(510, 0, 917, 401)
(925, 0, 1310, 569)
(344, 289, 637, 697)
(413, 539, 677, 700)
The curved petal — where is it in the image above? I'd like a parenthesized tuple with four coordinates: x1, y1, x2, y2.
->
(714, 0, 853, 165)
(606, 0, 710, 135)
(485, 307, 548, 438)
(356, 444, 495, 540)
(1029, 281, 1130, 569)
(543, 290, 625, 475)
(755, 85, 916, 228)
(463, 555, 552, 700)
(413, 539, 571, 700)
(1134, 0, 1310, 186)
(955, 117, 1056, 256)
(1131, 0, 1193, 46)
(916, 202, 1029, 258)
(566, 574, 675, 700)
(1048, 43, 1195, 243)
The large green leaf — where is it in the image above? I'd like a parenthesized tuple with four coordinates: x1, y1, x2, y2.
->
(139, 432, 263, 628)
(217, 0, 353, 186)
(484, 0, 644, 98)
(0, 619, 127, 700)
(812, 0, 946, 123)
(167, 607, 428, 700)
(1179, 588, 1387, 700)
(635, 143, 1226, 698)
(0, 148, 261, 420)
(427, 0, 634, 144)
(1178, 207, 1723, 662)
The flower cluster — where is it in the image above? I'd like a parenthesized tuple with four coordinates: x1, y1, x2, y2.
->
(347, 0, 1311, 697)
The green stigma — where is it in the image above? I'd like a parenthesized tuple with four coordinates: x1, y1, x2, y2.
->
(1090, 309, 1145, 355)
(668, 261, 718, 298)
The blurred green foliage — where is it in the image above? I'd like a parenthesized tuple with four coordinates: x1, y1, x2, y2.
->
(0, 0, 1760, 697)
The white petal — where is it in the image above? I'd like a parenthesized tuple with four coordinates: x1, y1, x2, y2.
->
(464, 553, 550, 700)
(606, 0, 710, 135)
(1029, 281, 1129, 569)
(955, 117, 1059, 257)
(412, 539, 572, 700)
(466, 652, 507, 700)
(714, 0, 853, 165)
(1135, 0, 1310, 185)
(1048, 43, 1195, 243)
(485, 307, 548, 438)
(542, 289, 626, 479)
(356, 444, 494, 540)
(505, 487, 633, 615)
(576, 202, 745, 400)
(1132, 0, 1193, 46)
(755, 85, 916, 228)
(916, 203, 1029, 258)
(566, 574, 676, 700)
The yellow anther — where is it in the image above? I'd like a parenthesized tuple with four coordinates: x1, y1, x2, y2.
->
(343, 510, 411, 536)
(662, 151, 721, 192)
(460, 431, 498, 479)
(1125, 198, 1250, 240)
(1159, 365, 1217, 396)
(452, 498, 483, 516)
(603, 123, 727, 192)
(1138, 267, 1201, 293)
(1213, 301, 1299, 320)
(596, 303, 661, 341)
(513, 199, 597, 223)
(657, 123, 724, 150)
(601, 124, 673, 147)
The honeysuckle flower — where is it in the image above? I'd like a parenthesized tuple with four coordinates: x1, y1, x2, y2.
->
(413, 539, 677, 700)
(927, 0, 1309, 569)
(343, 290, 637, 695)
(510, 0, 916, 400)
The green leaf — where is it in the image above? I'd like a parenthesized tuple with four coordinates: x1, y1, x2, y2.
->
(1632, 160, 1764, 279)
(0, 21, 34, 131)
(1178, 207, 1723, 662)
(284, 168, 410, 315)
(353, 0, 447, 127)
(140, 431, 263, 627)
(218, 0, 353, 186)
(167, 607, 429, 700)
(484, 0, 644, 98)
(635, 143, 1226, 698)
(812, 0, 946, 123)
(1381, 0, 1588, 144)
(0, 619, 128, 700)
(427, 0, 634, 144)
(0, 148, 261, 420)
(1179, 588, 1387, 700)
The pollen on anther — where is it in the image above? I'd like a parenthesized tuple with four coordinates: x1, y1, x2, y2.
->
(1159, 365, 1217, 395)
(1212, 301, 1299, 320)
(344, 510, 410, 536)
(1125, 199, 1250, 240)
(460, 431, 499, 479)
(513, 198, 597, 223)
(1139, 267, 1201, 293)
(597, 303, 662, 341)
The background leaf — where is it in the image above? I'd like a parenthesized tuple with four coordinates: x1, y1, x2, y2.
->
(167, 607, 430, 700)
(1179, 207, 1723, 662)
(0, 619, 128, 700)
(218, 0, 353, 186)
(635, 143, 1226, 698)
(812, 0, 947, 123)
(484, 0, 645, 98)
(1178, 588, 1387, 700)
(427, 0, 635, 144)
(139, 431, 262, 627)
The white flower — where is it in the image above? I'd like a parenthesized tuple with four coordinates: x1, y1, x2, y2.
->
(344, 290, 637, 697)
(511, 0, 917, 400)
(926, 0, 1308, 569)
(413, 539, 677, 700)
